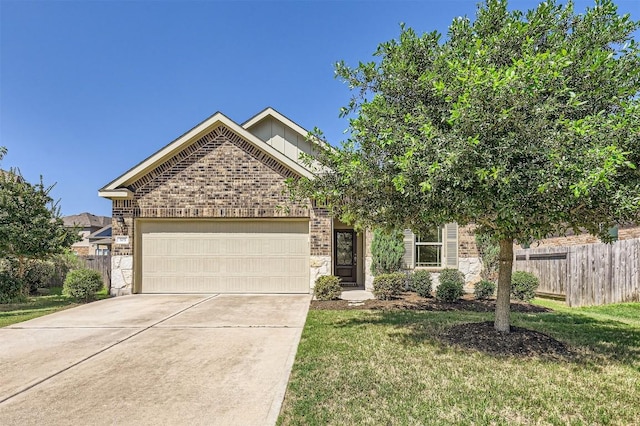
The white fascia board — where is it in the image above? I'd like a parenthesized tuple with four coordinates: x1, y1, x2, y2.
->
(98, 189, 134, 199)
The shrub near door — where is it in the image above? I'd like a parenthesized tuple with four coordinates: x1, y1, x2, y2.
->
(373, 272, 405, 300)
(314, 275, 342, 301)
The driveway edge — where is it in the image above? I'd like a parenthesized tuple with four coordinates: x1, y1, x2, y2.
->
(265, 294, 312, 425)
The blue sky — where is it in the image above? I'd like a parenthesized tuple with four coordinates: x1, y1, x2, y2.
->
(1, 0, 638, 217)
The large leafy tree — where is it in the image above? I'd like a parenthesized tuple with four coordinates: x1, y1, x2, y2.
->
(295, 0, 640, 332)
(0, 153, 78, 296)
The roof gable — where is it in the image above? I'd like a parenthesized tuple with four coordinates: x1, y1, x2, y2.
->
(243, 107, 310, 139)
(99, 110, 313, 199)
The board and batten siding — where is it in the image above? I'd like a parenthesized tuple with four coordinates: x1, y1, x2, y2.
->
(402, 223, 458, 269)
(515, 238, 640, 306)
(248, 116, 314, 164)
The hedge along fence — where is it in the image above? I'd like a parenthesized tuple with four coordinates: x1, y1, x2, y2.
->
(515, 238, 640, 307)
(77, 256, 111, 293)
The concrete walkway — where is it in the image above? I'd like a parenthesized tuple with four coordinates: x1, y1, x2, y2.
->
(340, 286, 375, 302)
(0, 294, 310, 426)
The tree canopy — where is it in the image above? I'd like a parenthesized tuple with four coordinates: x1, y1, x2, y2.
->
(0, 160, 78, 295)
(294, 0, 640, 331)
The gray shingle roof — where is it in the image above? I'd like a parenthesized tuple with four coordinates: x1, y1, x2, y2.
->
(62, 212, 111, 228)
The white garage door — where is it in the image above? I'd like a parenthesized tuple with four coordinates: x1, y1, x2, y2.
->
(139, 220, 310, 293)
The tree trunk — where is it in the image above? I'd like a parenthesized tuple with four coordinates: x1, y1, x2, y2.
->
(494, 238, 514, 333)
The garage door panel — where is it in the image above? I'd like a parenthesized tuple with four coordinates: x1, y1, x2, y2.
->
(140, 220, 309, 293)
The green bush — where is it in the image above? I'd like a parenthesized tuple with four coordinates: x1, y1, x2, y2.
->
(63, 268, 104, 302)
(23, 260, 55, 293)
(371, 228, 405, 275)
(314, 275, 342, 301)
(511, 271, 539, 302)
(0, 258, 56, 295)
(409, 270, 433, 297)
(475, 232, 500, 282)
(436, 268, 464, 302)
(0, 270, 25, 304)
(373, 272, 405, 300)
(50, 250, 83, 287)
(474, 280, 496, 300)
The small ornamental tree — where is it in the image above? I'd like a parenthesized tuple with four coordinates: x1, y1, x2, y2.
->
(370, 228, 405, 275)
(0, 164, 79, 296)
(475, 232, 500, 283)
(293, 0, 640, 332)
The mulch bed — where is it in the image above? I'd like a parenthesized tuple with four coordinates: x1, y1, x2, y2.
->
(312, 292, 573, 358)
(310, 292, 551, 313)
(439, 321, 574, 359)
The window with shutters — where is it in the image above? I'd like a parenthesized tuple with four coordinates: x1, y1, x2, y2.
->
(415, 227, 444, 267)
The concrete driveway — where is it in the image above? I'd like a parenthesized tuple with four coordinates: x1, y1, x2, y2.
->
(0, 294, 310, 425)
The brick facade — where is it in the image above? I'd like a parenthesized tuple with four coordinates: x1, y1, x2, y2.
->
(458, 224, 479, 258)
(111, 125, 332, 257)
(71, 246, 90, 256)
(517, 225, 640, 249)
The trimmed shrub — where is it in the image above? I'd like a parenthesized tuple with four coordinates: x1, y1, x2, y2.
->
(511, 271, 539, 302)
(0, 270, 25, 304)
(474, 280, 496, 300)
(314, 275, 342, 301)
(436, 268, 464, 302)
(371, 228, 405, 275)
(373, 272, 405, 300)
(409, 270, 433, 298)
(63, 268, 104, 302)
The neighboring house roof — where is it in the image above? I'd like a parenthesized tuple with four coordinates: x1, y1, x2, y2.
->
(91, 238, 112, 245)
(63, 213, 111, 228)
(99, 108, 315, 199)
(0, 169, 24, 183)
(88, 224, 112, 242)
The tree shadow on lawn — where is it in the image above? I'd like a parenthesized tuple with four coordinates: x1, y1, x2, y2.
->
(332, 309, 640, 368)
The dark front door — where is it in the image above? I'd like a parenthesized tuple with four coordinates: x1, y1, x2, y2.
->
(334, 230, 357, 283)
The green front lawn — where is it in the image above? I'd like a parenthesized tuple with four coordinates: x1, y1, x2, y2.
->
(0, 287, 109, 327)
(279, 300, 640, 425)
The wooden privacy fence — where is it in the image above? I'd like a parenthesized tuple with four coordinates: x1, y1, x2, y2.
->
(515, 238, 640, 307)
(78, 255, 111, 291)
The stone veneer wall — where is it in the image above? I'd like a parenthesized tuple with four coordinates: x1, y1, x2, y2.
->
(364, 229, 374, 290)
(457, 224, 482, 288)
(110, 125, 331, 295)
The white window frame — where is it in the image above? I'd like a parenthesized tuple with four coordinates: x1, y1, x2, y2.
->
(414, 226, 445, 268)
